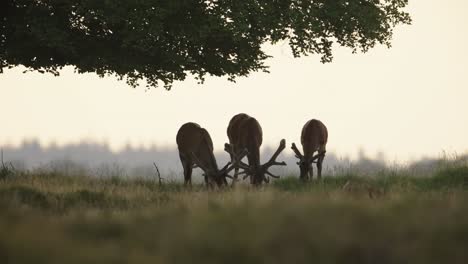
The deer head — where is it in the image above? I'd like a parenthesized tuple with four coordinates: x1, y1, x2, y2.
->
(227, 139, 287, 185)
(190, 152, 238, 188)
(291, 143, 324, 180)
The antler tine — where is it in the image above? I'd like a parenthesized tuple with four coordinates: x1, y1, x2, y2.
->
(223, 144, 236, 172)
(291, 143, 303, 159)
(222, 161, 251, 175)
(265, 170, 280, 179)
(224, 143, 249, 160)
(223, 163, 238, 175)
(220, 161, 232, 172)
(237, 148, 249, 160)
(237, 170, 248, 176)
(224, 144, 250, 170)
(236, 161, 251, 170)
(262, 139, 287, 169)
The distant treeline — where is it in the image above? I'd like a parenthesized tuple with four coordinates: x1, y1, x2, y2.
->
(1, 139, 465, 180)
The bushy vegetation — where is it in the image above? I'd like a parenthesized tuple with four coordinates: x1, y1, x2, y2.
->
(1, 162, 467, 264)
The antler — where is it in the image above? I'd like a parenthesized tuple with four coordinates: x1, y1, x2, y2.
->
(265, 170, 280, 179)
(262, 139, 287, 169)
(220, 161, 232, 173)
(260, 139, 287, 182)
(220, 162, 243, 179)
(291, 143, 303, 159)
(224, 143, 250, 170)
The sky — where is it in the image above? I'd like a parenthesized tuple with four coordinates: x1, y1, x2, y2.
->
(1, 0, 467, 163)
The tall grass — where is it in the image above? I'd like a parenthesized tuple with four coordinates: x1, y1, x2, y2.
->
(0, 163, 467, 264)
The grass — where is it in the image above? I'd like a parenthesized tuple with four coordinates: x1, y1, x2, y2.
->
(0, 163, 468, 264)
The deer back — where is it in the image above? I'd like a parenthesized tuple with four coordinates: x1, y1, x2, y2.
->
(301, 119, 328, 158)
(227, 113, 263, 166)
(176, 122, 218, 172)
(227, 113, 250, 148)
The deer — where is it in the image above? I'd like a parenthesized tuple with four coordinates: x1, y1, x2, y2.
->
(176, 122, 244, 188)
(225, 113, 287, 186)
(291, 119, 328, 181)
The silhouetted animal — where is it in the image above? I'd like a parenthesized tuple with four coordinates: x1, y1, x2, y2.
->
(291, 119, 328, 180)
(176, 122, 235, 187)
(226, 113, 286, 185)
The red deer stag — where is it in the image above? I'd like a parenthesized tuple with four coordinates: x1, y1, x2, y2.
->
(226, 113, 286, 185)
(176, 122, 238, 187)
(291, 119, 328, 181)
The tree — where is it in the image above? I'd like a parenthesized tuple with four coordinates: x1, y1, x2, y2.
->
(0, 0, 411, 89)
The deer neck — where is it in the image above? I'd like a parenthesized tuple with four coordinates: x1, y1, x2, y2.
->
(247, 147, 261, 170)
(304, 146, 319, 161)
(196, 146, 219, 174)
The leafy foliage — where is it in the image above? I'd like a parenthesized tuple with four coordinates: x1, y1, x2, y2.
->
(0, 0, 411, 88)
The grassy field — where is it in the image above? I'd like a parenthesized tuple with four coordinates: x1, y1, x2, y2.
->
(1, 161, 468, 264)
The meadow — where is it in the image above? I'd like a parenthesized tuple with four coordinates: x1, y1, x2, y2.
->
(1, 159, 468, 264)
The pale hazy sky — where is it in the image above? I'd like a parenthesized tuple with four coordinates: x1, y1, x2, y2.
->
(1, 0, 467, 162)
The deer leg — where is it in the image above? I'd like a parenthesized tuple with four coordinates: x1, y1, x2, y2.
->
(180, 154, 192, 186)
(317, 152, 325, 180)
(184, 165, 193, 186)
(300, 173, 307, 182)
(309, 164, 314, 181)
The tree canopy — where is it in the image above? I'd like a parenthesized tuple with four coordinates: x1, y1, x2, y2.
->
(0, 0, 411, 89)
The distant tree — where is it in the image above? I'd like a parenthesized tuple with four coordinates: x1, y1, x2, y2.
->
(0, 0, 411, 89)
